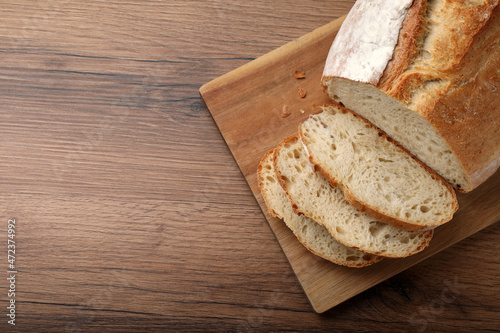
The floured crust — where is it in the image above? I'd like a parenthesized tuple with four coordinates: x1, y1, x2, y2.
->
(322, 0, 414, 84)
(322, 0, 500, 192)
(299, 104, 458, 231)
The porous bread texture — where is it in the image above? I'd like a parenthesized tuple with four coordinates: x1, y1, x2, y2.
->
(274, 134, 433, 257)
(299, 105, 458, 231)
(257, 149, 382, 267)
(322, 0, 500, 192)
(324, 79, 470, 192)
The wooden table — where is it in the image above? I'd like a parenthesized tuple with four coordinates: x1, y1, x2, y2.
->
(0, 1, 498, 331)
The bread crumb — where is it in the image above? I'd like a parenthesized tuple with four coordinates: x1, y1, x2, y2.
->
(300, 109, 305, 114)
(298, 88, 307, 98)
(294, 70, 306, 79)
(281, 105, 291, 118)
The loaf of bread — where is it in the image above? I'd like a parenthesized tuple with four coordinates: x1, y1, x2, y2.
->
(258, 149, 382, 267)
(322, 0, 499, 192)
(274, 134, 433, 257)
(299, 105, 458, 231)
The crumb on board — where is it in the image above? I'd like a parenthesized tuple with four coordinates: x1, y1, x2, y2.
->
(294, 70, 306, 79)
(281, 105, 291, 118)
(300, 109, 305, 114)
(298, 88, 307, 98)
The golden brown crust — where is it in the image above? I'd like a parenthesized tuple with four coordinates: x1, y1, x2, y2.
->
(421, 4, 500, 191)
(382, 1, 500, 192)
(299, 104, 458, 231)
(381, 1, 498, 104)
(378, 0, 428, 99)
(257, 149, 280, 218)
(303, 244, 383, 268)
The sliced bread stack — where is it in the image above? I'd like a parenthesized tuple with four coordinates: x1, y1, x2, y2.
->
(259, 104, 457, 268)
(273, 134, 433, 257)
(258, 149, 382, 268)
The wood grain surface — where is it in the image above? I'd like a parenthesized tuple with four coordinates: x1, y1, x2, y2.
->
(0, 0, 498, 331)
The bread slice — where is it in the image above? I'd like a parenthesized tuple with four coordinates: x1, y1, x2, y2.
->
(322, 0, 500, 192)
(258, 149, 382, 267)
(274, 134, 433, 257)
(299, 105, 458, 231)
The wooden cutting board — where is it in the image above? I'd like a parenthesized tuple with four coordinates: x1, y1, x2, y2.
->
(199, 15, 500, 313)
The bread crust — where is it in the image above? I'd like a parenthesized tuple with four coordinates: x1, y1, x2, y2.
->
(301, 243, 383, 268)
(299, 104, 458, 232)
(377, 0, 427, 96)
(322, 0, 414, 84)
(322, 0, 500, 192)
(257, 149, 280, 218)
